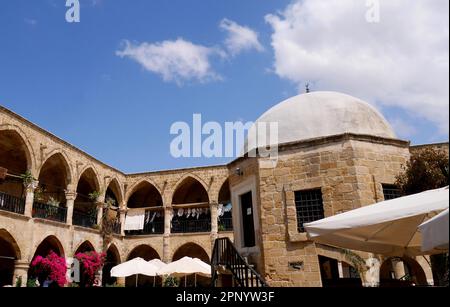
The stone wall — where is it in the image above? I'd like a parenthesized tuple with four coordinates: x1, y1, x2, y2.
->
(255, 135, 411, 287)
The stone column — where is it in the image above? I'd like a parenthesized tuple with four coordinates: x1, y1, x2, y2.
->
(65, 191, 77, 225)
(13, 260, 29, 287)
(337, 261, 344, 278)
(163, 206, 173, 263)
(24, 180, 38, 217)
(210, 202, 219, 251)
(119, 205, 127, 236)
(96, 199, 104, 228)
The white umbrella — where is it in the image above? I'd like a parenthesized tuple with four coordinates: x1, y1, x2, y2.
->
(157, 256, 211, 287)
(304, 187, 449, 256)
(110, 257, 159, 287)
(419, 208, 449, 252)
(147, 259, 167, 287)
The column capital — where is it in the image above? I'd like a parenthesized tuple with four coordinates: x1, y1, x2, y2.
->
(14, 260, 30, 270)
(24, 180, 39, 192)
(65, 191, 77, 200)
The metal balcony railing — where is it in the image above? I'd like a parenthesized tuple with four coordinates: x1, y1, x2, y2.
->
(73, 210, 97, 229)
(218, 217, 233, 231)
(32, 202, 67, 223)
(171, 218, 211, 233)
(0, 191, 25, 215)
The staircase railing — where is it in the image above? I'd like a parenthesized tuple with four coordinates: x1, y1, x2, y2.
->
(211, 237, 268, 287)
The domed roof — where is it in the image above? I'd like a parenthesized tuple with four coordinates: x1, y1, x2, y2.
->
(245, 91, 395, 152)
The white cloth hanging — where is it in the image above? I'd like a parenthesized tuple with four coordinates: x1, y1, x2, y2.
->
(124, 209, 146, 231)
(150, 212, 157, 223)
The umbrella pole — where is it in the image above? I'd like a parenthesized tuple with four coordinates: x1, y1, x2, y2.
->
(136, 274, 138, 288)
(185, 275, 187, 287)
(195, 274, 197, 287)
(153, 276, 155, 287)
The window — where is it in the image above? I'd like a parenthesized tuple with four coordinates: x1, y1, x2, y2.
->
(382, 184, 402, 200)
(294, 188, 324, 232)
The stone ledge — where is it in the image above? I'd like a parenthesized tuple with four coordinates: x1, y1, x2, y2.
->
(0, 210, 31, 221)
(288, 232, 310, 242)
(169, 232, 212, 237)
(33, 218, 71, 229)
(73, 225, 101, 234)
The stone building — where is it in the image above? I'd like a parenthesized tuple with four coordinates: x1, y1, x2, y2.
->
(1, 91, 448, 287)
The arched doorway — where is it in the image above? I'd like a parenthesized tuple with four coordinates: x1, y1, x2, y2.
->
(0, 229, 21, 287)
(126, 245, 161, 287)
(0, 130, 30, 215)
(73, 168, 99, 229)
(380, 257, 428, 287)
(171, 177, 211, 233)
(172, 242, 210, 287)
(33, 153, 71, 223)
(74, 241, 96, 287)
(126, 181, 164, 235)
(218, 179, 233, 231)
(102, 244, 121, 287)
(104, 179, 122, 235)
(318, 255, 362, 288)
(28, 236, 65, 287)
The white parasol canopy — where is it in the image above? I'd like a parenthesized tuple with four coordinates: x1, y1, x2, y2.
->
(157, 256, 211, 287)
(157, 256, 211, 278)
(419, 208, 449, 252)
(304, 187, 449, 256)
(110, 257, 159, 277)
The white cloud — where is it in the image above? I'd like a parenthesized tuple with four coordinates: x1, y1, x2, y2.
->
(116, 38, 222, 85)
(265, 0, 449, 135)
(389, 117, 417, 139)
(220, 18, 264, 56)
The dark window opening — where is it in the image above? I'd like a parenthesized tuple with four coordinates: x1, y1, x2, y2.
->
(382, 184, 402, 200)
(294, 188, 324, 232)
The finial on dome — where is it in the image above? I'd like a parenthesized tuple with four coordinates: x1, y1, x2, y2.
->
(305, 83, 310, 93)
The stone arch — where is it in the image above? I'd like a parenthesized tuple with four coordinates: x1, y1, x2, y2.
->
(0, 229, 21, 287)
(217, 178, 230, 203)
(126, 244, 161, 287)
(379, 256, 428, 286)
(73, 167, 100, 228)
(0, 127, 35, 200)
(172, 242, 211, 287)
(316, 248, 365, 287)
(126, 180, 163, 208)
(74, 240, 96, 256)
(105, 177, 123, 206)
(32, 235, 65, 259)
(39, 150, 73, 184)
(76, 166, 100, 192)
(171, 175, 210, 205)
(102, 243, 121, 286)
(36, 152, 73, 207)
(125, 179, 162, 205)
(0, 125, 35, 173)
(172, 242, 210, 263)
(0, 229, 21, 260)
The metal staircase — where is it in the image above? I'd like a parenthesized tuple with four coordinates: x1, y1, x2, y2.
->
(211, 237, 268, 287)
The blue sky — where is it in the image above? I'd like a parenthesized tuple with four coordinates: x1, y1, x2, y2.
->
(1, 0, 448, 173)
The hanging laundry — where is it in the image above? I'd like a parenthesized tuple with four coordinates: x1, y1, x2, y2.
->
(150, 212, 157, 223)
(224, 203, 232, 212)
(177, 208, 184, 217)
(124, 209, 145, 231)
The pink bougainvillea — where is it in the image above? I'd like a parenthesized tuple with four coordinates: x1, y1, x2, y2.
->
(31, 251, 67, 287)
(75, 251, 106, 287)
